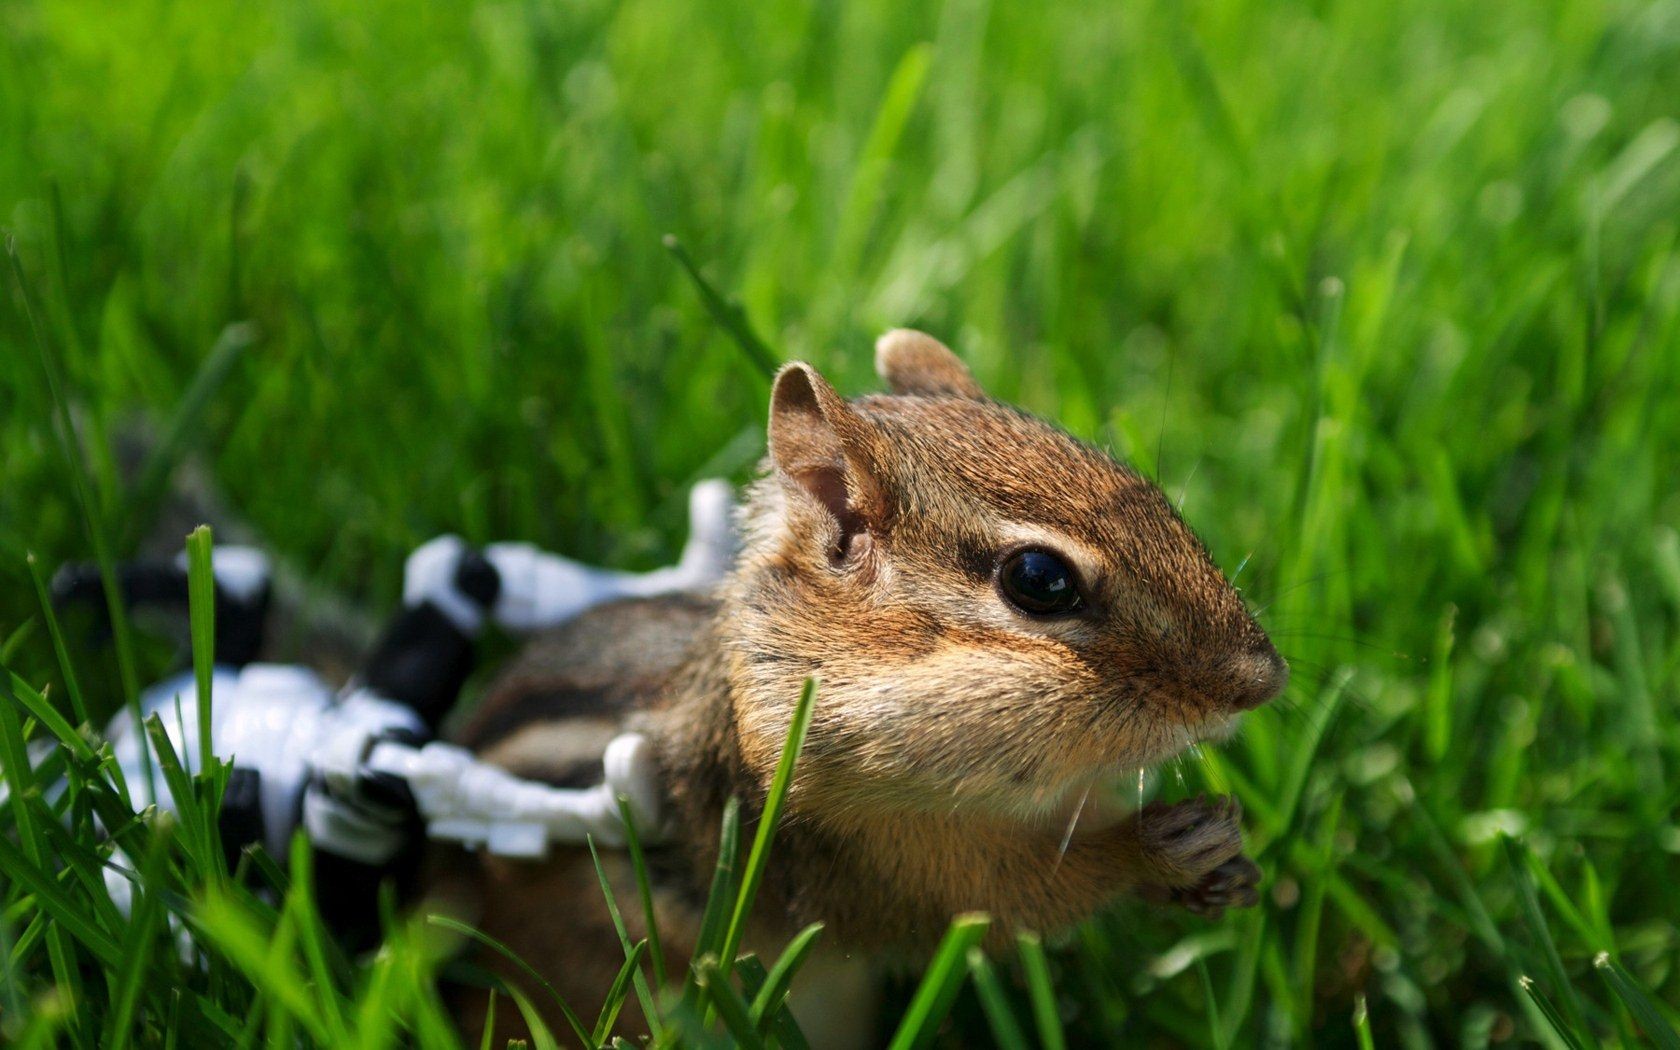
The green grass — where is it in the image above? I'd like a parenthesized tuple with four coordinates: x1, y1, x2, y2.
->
(4, 0, 1680, 1043)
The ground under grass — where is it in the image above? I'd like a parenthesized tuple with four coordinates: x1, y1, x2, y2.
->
(4, 0, 1680, 1044)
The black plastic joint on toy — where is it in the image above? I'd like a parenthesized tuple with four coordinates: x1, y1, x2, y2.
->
(49, 559, 271, 667)
(358, 769, 417, 814)
(361, 601, 476, 732)
(453, 547, 502, 607)
(218, 767, 266, 871)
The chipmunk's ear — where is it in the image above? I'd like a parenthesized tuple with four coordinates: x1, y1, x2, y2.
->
(768, 363, 887, 557)
(874, 329, 985, 399)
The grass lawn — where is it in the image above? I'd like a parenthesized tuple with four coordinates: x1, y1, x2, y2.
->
(4, 0, 1680, 1044)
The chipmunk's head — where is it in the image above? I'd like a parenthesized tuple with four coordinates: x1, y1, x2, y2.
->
(726, 331, 1285, 822)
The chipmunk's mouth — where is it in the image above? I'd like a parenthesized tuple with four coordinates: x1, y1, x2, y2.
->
(1193, 712, 1242, 745)
(1037, 715, 1244, 832)
(1004, 706, 1247, 830)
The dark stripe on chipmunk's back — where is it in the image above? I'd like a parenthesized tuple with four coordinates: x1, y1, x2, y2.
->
(459, 682, 645, 752)
(456, 593, 717, 753)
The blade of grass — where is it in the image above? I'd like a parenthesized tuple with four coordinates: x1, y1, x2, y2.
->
(663, 236, 779, 379)
(193, 893, 334, 1043)
(1525, 853, 1601, 950)
(966, 948, 1030, 1050)
(280, 836, 351, 1044)
(477, 989, 498, 1050)
(1016, 931, 1067, 1050)
(184, 526, 216, 775)
(592, 939, 649, 1046)
(1290, 793, 1343, 1042)
(25, 553, 90, 728)
(1352, 993, 1375, 1050)
(885, 914, 991, 1050)
(1519, 976, 1588, 1050)
(0, 619, 36, 664)
(6, 669, 97, 764)
(680, 796, 742, 1010)
(502, 984, 564, 1050)
(830, 43, 935, 280)
(1423, 604, 1456, 763)
(1594, 953, 1680, 1050)
(586, 837, 663, 1037)
(1502, 836, 1590, 1040)
(737, 952, 812, 1050)
(124, 325, 255, 547)
(104, 829, 174, 1050)
(0, 671, 100, 1030)
(7, 234, 150, 798)
(182, 532, 230, 920)
(615, 793, 667, 989)
(719, 677, 817, 975)
(1261, 666, 1352, 854)
(694, 955, 766, 1050)
(143, 716, 211, 873)
(747, 921, 823, 1033)
(1196, 955, 1229, 1050)
(425, 914, 592, 1049)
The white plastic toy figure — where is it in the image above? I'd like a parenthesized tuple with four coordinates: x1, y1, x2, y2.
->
(58, 481, 734, 940)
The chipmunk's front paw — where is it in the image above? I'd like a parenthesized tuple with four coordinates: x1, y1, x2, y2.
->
(1134, 795, 1254, 914)
(1167, 854, 1261, 918)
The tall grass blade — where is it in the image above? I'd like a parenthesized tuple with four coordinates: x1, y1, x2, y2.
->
(424, 914, 592, 1050)
(1594, 954, 1680, 1050)
(682, 795, 742, 1009)
(592, 939, 648, 1045)
(694, 956, 766, 1050)
(502, 983, 565, 1050)
(615, 793, 667, 989)
(0, 674, 94, 1024)
(6, 235, 149, 796)
(737, 952, 812, 1050)
(885, 914, 990, 1050)
(663, 236, 778, 379)
(966, 947, 1030, 1050)
(25, 553, 90, 728)
(1016, 931, 1067, 1050)
(1519, 976, 1588, 1050)
(747, 921, 823, 1033)
(1352, 993, 1375, 1050)
(1502, 836, 1590, 1041)
(720, 677, 817, 974)
(586, 836, 662, 1036)
(124, 325, 255, 547)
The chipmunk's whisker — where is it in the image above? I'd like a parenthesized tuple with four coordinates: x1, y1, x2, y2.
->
(1054, 780, 1095, 868)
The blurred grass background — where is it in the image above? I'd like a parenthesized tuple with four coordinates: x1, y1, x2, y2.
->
(4, 0, 1680, 1044)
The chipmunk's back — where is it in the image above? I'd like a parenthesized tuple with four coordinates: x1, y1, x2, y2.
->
(454, 592, 716, 782)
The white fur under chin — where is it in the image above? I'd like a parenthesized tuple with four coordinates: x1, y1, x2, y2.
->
(997, 711, 1248, 835)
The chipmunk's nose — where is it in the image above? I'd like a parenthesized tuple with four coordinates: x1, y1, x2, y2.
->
(1223, 642, 1288, 711)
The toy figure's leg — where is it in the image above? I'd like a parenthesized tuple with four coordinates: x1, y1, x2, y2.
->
(360, 542, 501, 732)
(363, 477, 734, 722)
(480, 478, 735, 632)
(52, 547, 273, 667)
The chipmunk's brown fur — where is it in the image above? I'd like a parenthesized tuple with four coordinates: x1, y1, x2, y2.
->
(427, 330, 1285, 1045)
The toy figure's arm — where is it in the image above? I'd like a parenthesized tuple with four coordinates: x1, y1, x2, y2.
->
(364, 479, 735, 729)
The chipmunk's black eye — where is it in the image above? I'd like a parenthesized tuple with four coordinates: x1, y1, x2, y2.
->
(998, 549, 1083, 615)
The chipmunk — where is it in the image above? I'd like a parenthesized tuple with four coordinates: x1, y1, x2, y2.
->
(428, 330, 1286, 1045)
